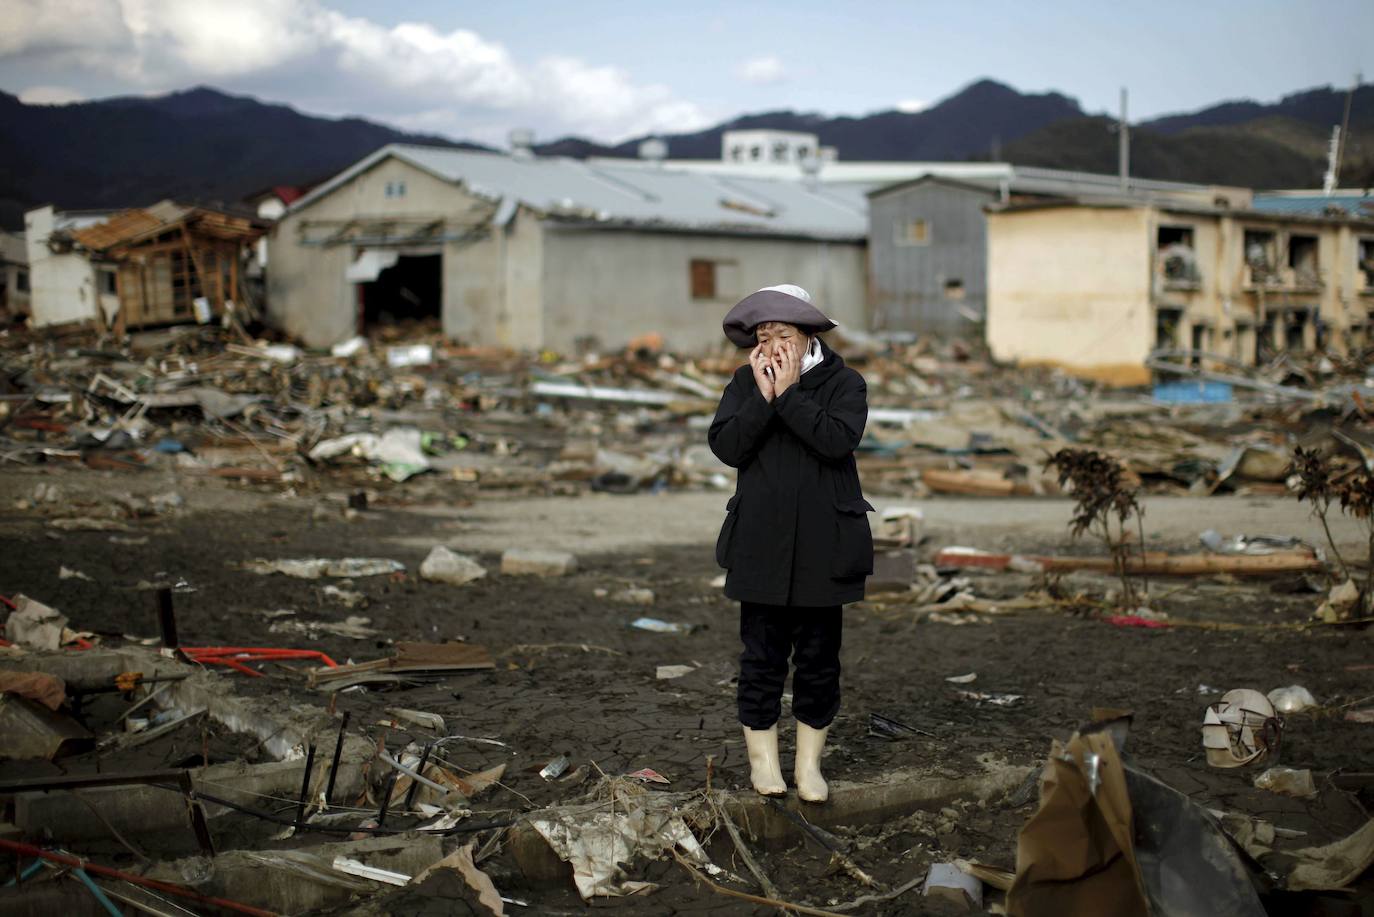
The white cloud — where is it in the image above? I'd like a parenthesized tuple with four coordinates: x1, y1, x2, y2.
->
(738, 56, 786, 85)
(18, 84, 85, 104)
(0, 0, 132, 69)
(896, 98, 929, 113)
(0, 0, 710, 142)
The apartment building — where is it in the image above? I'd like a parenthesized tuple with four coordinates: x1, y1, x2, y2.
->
(985, 198, 1374, 383)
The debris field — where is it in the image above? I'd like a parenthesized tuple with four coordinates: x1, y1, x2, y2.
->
(2, 324, 1374, 915)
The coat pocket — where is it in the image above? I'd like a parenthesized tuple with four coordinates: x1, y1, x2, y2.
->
(715, 494, 742, 569)
(832, 498, 875, 578)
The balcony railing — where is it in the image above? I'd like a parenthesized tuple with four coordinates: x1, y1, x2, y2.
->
(1242, 264, 1323, 292)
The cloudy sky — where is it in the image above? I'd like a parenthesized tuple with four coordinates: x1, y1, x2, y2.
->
(2, 0, 1370, 146)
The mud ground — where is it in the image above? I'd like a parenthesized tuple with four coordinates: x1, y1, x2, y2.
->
(3, 464, 1373, 914)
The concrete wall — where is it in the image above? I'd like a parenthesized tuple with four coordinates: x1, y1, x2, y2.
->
(868, 181, 995, 335)
(24, 206, 100, 326)
(987, 206, 1153, 382)
(268, 156, 491, 348)
(442, 205, 544, 348)
(1, 264, 29, 315)
(0, 231, 28, 316)
(538, 227, 868, 353)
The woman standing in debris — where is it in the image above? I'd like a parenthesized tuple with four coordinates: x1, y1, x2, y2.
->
(708, 284, 874, 803)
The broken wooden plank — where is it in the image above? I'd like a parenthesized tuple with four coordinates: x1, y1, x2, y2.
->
(934, 547, 1324, 576)
(921, 469, 1019, 497)
(309, 642, 494, 687)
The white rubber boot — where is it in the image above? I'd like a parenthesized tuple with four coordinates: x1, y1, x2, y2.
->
(742, 725, 787, 796)
(794, 722, 830, 803)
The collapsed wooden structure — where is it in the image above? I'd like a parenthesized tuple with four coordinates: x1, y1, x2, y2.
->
(62, 201, 265, 332)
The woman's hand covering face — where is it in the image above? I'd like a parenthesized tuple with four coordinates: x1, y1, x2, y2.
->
(772, 339, 801, 395)
(749, 344, 776, 402)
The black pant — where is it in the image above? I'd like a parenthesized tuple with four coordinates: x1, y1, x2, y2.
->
(737, 602, 842, 730)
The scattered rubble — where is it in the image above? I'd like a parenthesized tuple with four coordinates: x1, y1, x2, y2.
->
(3, 327, 1373, 912)
(500, 548, 577, 577)
(419, 545, 487, 585)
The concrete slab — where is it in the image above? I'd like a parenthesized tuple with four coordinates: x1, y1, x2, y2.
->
(145, 834, 446, 914)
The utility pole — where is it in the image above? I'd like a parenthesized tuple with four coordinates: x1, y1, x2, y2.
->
(1333, 72, 1361, 190)
(1118, 87, 1130, 193)
(1323, 126, 1341, 194)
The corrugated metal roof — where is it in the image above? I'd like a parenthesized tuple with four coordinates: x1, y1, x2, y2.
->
(1252, 194, 1374, 218)
(870, 165, 1247, 204)
(290, 144, 871, 241)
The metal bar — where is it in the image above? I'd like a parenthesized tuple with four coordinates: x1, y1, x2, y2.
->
(293, 744, 316, 830)
(0, 770, 193, 794)
(156, 588, 178, 649)
(4, 858, 45, 887)
(70, 866, 124, 917)
(376, 772, 399, 827)
(402, 743, 432, 811)
(94, 882, 191, 917)
(324, 712, 350, 806)
(0, 840, 275, 917)
(177, 772, 216, 857)
(378, 750, 451, 797)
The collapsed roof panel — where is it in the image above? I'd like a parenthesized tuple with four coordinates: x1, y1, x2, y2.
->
(292, 144, 872, 241)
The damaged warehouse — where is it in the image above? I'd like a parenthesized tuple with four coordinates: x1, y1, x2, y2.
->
(267, 143, 871, 353)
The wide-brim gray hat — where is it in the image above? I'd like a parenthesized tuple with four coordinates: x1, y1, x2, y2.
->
(722, 284, 837, 347)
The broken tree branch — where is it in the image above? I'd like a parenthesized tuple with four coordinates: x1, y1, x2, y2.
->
(710, 792, 781, 901)
(672, 851, 845, 917)
(826, 871, 927, 912)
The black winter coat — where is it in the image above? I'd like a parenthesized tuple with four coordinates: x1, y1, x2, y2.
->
(708, 340, 874, 607)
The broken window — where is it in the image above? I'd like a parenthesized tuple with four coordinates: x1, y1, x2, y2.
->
(98, 268, 117, 295)
(944, 278, 966, 300)
(1359, 237, 1374, 287)
(15, 268, 28, 293)
(689, 259, 737, 301)
(690, 259, 715, 299)
(1190, 324, 1208, 367)
(1243, 229, 1277, 282)
(750, 145, 762, 161)
(1155, 308, 1182, 350)
(771, 141, 790, 162)
(895, 219, 930, 246)
(1157, 225, 1199, 283)
(1284, 311, 1309, 351)
(1287, 234, 1319, 286)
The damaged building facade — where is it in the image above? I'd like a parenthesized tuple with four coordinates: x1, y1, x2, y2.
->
(0, 229, 28, 319)
(985, 198, 1374, 383)
(267, 144, 869, 352)
(865, 170, 1251, 337)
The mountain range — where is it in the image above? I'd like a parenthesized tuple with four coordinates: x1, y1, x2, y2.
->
(0, 78, 1370, 231)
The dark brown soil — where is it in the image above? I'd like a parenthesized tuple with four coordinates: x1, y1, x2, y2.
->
(3, 473, 1373, 914)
